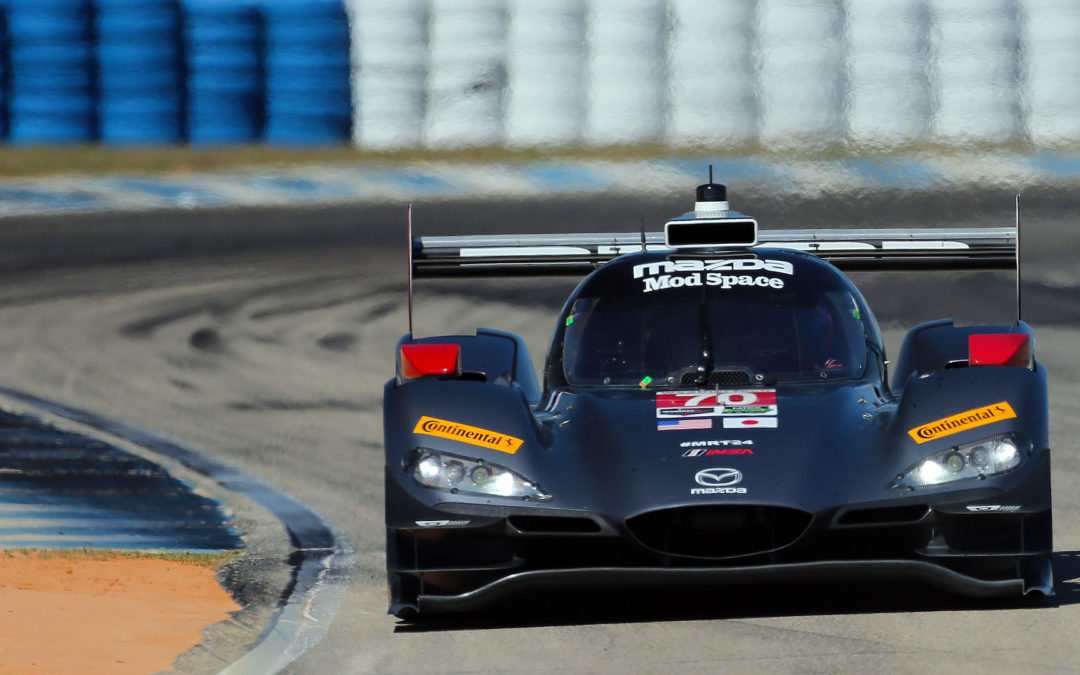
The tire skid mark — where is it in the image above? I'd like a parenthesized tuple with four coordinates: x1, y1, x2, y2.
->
(227, 398, 374, 413)
(119, 274, 365, 338)
(248, 286, 397, 321)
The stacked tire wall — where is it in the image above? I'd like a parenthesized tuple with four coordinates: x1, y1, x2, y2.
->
(183, 0, 261, 144)
(0, 0, 352, 144)
(7, 0, 96, 143)
(96, 0, 182, 144)
(263, 0, 350, 145)
(0, 1, 1079, 150)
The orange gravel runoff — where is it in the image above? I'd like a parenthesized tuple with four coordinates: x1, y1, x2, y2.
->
(0, 550, 241, 674)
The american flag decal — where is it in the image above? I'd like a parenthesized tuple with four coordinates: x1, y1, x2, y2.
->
(658, 418, 713, 431)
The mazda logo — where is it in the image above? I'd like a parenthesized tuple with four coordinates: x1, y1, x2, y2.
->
(695, 467, 743, 487)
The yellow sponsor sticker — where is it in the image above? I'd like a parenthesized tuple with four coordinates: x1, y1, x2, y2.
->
(413, 416, 523, 454)
(907, 401, 1017, 444)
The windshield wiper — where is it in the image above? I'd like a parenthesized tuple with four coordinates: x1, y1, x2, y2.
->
(694, 280, 713, 383)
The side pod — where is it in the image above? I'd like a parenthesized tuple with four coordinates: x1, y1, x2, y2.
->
(892, 319, 1035, 393)
(395, 329, 541, 404)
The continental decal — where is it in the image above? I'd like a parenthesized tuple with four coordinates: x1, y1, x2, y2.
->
(907, 402, 1017, 444)
(413, 416, 523, 454)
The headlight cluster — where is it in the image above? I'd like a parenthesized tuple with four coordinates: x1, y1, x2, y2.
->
(892, 434, 1025, 489)
(407, 449, 552, 502)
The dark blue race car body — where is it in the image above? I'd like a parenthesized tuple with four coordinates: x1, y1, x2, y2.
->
(384, 183, 1051, 618)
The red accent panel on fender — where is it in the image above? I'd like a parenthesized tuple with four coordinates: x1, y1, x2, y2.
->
(401, 343, 462, 378)
(968, 333, 1031, 367)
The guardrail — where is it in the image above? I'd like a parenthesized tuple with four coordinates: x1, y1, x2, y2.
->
(0, 0, 1077, 150)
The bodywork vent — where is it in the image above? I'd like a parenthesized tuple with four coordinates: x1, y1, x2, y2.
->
(627, 505, 812, 559)
(508, 515, 602, 534)
(836, 504, 930, 526)
(681, 370, 752, 386)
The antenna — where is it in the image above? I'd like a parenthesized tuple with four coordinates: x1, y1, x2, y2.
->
(708, 164, 714, 183)
(1015, 194, 1022, 325)
(640, 213, 646, 251)
(407, 204, 414, 336)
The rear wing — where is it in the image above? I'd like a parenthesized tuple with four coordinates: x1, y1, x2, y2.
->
(406, 185, 1024, 328)
(411, 227, 1017, 277)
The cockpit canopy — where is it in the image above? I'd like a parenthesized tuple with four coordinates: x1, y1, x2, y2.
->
(547, 249, 880, 389)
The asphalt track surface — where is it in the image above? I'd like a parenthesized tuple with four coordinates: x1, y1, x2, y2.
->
(0, 183, 1077, 673)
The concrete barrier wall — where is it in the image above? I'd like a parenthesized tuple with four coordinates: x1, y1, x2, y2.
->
(845, 0, 931, 148)
(666, 0, 756, 148)
(503, 0, 586, 147)
(424, 0, 505, 147)
(327, 0, 1080, 152)
(2, 0, 1080, 150)
(347, 0, 427, 149)
(1023, 0, 1080, 146)
(931, 0, 1022, 144)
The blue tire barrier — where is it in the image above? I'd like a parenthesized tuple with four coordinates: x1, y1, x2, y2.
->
(95, 0, 182, 143)
(99, 94, 183, 143)
(6, 61, 92, 93)
(100, 99, 182, 143)
(188, 50, 260, 73)
(10, 101, 94, 143)
(9, 43, 94, 67)
(182, 0, 263, 143)
(187, 90, 262, 144)
(12, 92, 94, 118)
(0, 8, 7, 141)
(262, 0, 350, 144)
(96, 0, 179, 38)
(98, 62, 181, 95)
(262, 0, 349, 50)
(188, 67, 262, 93)
(268, 86, 351, 112)
(5, 0, 90, 42)
(265, 116, 349, 145)
(100, 95, 180, 114)
(94, 43, 179, 64)
(263, 51, 349, 72)
(6, 0, 95, 143)
(0, 0, 353, 146)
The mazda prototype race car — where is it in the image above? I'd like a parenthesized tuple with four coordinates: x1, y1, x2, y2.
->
(383, 179, 1052, 618)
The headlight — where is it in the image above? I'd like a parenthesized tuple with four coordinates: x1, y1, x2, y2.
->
(891, 434, 1025, 489)
(407, 449, 552, 502)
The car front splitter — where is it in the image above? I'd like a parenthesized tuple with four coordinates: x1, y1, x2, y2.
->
(413, 560, 1031, 615)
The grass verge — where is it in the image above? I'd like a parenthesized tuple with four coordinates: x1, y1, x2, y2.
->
(2, 140, 1076, 179)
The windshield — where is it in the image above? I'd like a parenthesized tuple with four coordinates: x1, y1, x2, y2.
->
(561, 270, 868, 386)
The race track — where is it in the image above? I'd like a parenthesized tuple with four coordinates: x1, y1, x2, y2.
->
(0, 185, 1077, 673)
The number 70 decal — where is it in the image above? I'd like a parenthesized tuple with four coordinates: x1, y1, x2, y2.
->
(656, 390, 778, 419)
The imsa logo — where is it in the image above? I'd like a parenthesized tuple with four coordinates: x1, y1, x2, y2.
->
(682, 448, 753, 457)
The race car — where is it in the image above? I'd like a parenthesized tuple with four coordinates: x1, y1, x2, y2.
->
(383, 177, 1051, 618)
